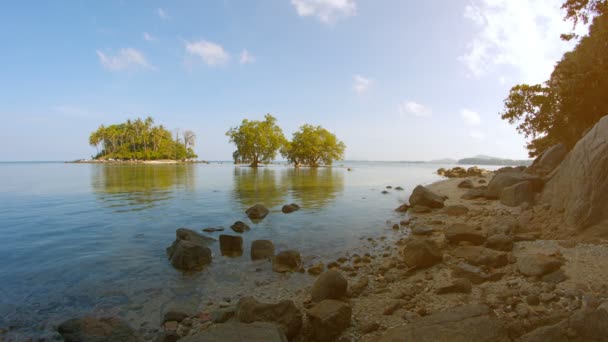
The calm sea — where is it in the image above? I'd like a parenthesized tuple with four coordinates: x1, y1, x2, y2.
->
(0, 161, 471, 339)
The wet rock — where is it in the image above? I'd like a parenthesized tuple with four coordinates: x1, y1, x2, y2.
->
(444, 224, 486, 245)
(458, 179, 474, 189)
(500, 181, 538, 207)
(392, 223, 400, 230)
(57, 317, 142, 342)
(436, 278, 472, 294)
(180, 322, 287, 342)
(395, 204, 410, 212)
(485, 234, 514, 251)
(230, 221, 250, 233)
(272, 250, 302, 273)
(246, 204, 270, 220)
(517, 254, 563, 277)
(202, 227, 224, 233)
(442, 205, 470, 216)
(281, 203, 300, 214)
(250, 240, 275, 261)
(377, 305, 509, 342)
(395, 186, 404, 191)
(306, 300, 352, 342)
(450, 246, 508, 268)
(409, 185, 446, 209)
(381, 190, 389, 194)
(401, 239, 443, 269)
(166, 229, 213, 271)
(410, 205, 432, 214)
(451, 262, 489, 284)
(312, 270, 348, 302)
(219, 234, 243, 257)
(236, 297, 302, 339)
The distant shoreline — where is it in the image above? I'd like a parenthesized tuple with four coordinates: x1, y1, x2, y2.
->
(66, 159, 209, 164)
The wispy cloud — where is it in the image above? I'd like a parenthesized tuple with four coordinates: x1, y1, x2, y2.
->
(157, 8, 169, 20)
(185, 40, 230, 66)
(143, 32, 157, 42)
(291, 0, 356, 23)
(399, 101, 432, 117)
(239, 49, 255, 64)
(353, 74, 372, 94)
(460, 0, 584, 84)
(460, 109, 482, 125)
(96, 48, 151, 71)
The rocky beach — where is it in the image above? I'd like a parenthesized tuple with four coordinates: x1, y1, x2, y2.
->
(52, 116, 608, 341)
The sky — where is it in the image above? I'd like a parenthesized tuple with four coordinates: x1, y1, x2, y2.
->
(0, 0, 586, 161)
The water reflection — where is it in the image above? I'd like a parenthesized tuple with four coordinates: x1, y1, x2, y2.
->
(232, 166, 344, 209)
(92, 164, 195, 212)
(283, 167, 344, 208)
(232, 167, 287, 208)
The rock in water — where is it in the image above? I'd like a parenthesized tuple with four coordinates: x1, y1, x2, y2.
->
(246, 204, 270, 220)
(250, 240, 275, 260)
(57, 317, 142, 342)
(230, 221, 250, 233)
(409, 185, 446, 208)
(166, 228, 213, 271)
(311, 270, 348, 302)
(541, 115, 608, 232)
(401, 239, 443, 269)
(281, 203, 300, 214)
(527, 143, 568, 176)
(236, 297, 303, 339)
(219, 234, 243, 257)
(179, 322, 287, 342)
(377, 305, 509, 342)
(306, 300, 352, 342)
(272, 250, 302, 273)
(500, 181, 537, 207)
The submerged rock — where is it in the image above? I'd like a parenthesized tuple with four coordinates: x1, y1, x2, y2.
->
(281, 203, 300, 214)
(236, 297, 303, 339)
(251, 240, 275, 260)
(230, 221, 250, 233)
(166, 229, 213, 271)
(409, 185, 446, 208)
(57, 317, 142, 342)
(311, 270, 348, 302)
(246, 204, 270, 220)
(219, 234, 244, 257)
(272, 250, 302, 273)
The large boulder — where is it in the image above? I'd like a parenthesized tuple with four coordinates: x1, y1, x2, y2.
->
(500, 181, 538, 207)
(541, 116, 608, 232)
(251, 240, 275, 260)
(409, 185, 446, 209)
(246, 204, 270, 220)
(180, 322, 287, 342)
(57, 317, 142, 342)
(306, 300, 352, 342)
(444, 224, 486, 245)
(527, 143, 568, 176)
(166, 229, 213, 271)
(236, 297, 302, 339)
(484, 172, 543, 199)
(219, 234, 243, 256)
(272, 250, 302, 273)
(401, 239, 443, 269)
(311, 270, 348, 302)
(377, 305, 509, 342)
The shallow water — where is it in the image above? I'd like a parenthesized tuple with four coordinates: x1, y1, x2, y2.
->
(0, 161, 460, 339)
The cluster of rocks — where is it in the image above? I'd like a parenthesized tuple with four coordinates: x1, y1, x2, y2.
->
(437, 166, 487, 178)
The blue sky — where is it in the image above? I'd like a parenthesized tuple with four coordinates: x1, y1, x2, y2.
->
(0, 0, 584, 161)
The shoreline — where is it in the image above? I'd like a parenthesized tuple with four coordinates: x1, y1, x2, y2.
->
(66, 159, 209, 164)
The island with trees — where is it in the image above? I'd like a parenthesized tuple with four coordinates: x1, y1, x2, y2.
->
(87, 117, 197, 162)
(226, 114, 346, 167)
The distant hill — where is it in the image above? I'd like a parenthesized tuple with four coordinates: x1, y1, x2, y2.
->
(458, 156, 532, 166)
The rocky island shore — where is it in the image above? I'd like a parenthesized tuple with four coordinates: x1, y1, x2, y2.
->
(55, 117, 608, 342)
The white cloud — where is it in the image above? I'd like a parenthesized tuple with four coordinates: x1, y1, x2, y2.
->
(460, 109, 482, 125)
(460, 0, 586, 84)
(239, 49, 255, 64)
(143, 32, 156, 42)
(291, 0, 356, 23)
(353, 74, 372, 94)
(399, 101, 432, 117)
(96, 48, 151, 71)
(185, 40, 230, 66)
(469, 131, 486, 140)
(157, 8, 169, 20)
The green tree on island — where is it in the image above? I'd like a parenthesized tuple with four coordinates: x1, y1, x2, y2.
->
(226, 114, 287, 167)
(89, 117, 197, 160)
(501, 0, 608, 157)
(281, 124, 346, 167)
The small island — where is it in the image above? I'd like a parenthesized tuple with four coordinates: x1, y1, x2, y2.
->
(85, 117, 197, 162)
